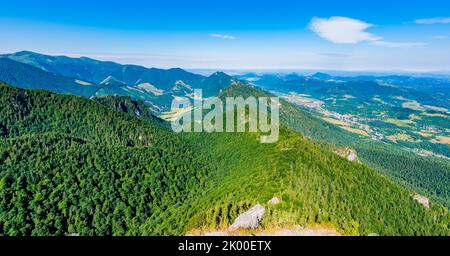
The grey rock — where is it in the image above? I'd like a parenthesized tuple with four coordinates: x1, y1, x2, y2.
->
(228, 204, 265, 232)
(268, 197, 280, 205)
(412, 193, 430, 209)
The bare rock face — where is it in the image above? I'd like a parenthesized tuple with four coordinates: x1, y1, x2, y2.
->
(228, 204, 266, 232)
(334, 147, 359, 162)
(412, 193, 430, 209)
(268, 197, 280, 205)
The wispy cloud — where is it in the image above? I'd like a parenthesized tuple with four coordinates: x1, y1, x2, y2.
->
(433, 35, 448, 40)
(209, 33, 237, 40)
(309, 16, 423, 48)
(415, 17, 450, 24)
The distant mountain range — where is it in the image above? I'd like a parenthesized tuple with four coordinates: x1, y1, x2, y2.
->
(0, 51, 235, 112)
(237, 72, 450, 109)
(2, 51, 449, 114)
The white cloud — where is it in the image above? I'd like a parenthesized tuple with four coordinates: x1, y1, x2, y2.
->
(433, 35, 448, 39)
(209, 34, 237, 40)
(309, 16, 381, 44)
(310, 16, 423, 48)
(415, 17, 450, 24)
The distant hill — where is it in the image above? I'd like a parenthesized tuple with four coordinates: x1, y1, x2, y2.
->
(311, 72, 333, 80)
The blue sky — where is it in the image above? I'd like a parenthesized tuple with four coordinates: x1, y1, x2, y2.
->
(1, 0, 450, 72)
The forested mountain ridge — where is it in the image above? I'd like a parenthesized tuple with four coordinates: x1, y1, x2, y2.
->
(0, 58, 100, 97)
(0, 83, 448, 236)
(1, 51, 204, 90)
(0, 51, 235, 112)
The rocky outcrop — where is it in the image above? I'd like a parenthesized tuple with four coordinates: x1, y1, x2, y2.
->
(228, 204, 265, 232)
(268, 197, 280, 205)
(334, 147, 359, 162)
(412, 193, 430, 209)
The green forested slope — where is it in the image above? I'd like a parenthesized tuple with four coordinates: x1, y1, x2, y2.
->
(0, 83, 448, 236)
(181, 130, 449, 235)
(220, 83, 450, 207)
(0, 83, 212, 235)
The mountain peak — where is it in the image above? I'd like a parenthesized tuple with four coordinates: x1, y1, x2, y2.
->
(12, 50, 37, 56)
(285, 73, 302, 80)
(311, 72, 332, 79)
(10, 51, 50, 58)
(210, 71, 230, 78)
(99, 75, 124, 86)
(168, 67, 185, 72)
